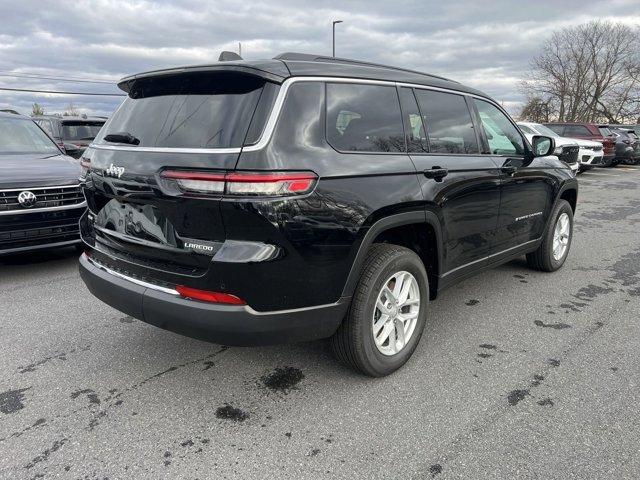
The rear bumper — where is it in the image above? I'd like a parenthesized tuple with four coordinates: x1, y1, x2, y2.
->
(79, 254, 349, 346)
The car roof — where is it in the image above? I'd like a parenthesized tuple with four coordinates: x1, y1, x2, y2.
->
(32, 115, 106, 123)
(117, 52, 488, 99)
(0, 111, 31, 120)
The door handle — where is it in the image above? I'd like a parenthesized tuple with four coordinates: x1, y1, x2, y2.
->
(424, 167, 449, 181)
(501, 165, 517, 176)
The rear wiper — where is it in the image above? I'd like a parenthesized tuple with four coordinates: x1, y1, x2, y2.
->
(104, 132, 140, 145)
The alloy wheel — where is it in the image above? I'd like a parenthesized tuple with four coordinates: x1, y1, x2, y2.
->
(372, 271, 420, 356)
(553, 212, 570, 261)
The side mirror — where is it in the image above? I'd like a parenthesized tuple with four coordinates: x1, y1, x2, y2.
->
(532, 135, 555, 157)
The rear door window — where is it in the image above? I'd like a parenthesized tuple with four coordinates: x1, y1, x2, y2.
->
(564, 125, 592, 136)
(326, 83, 405, 153)
(474, 99, 524, 156)
(95, 72, 267, 149)
(414, 90, 479, 154)
(545, 125, 565, 135)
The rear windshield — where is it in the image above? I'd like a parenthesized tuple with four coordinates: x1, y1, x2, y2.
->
(62, 122, 104, 141)
(95, 72, 266, 149)
(0, 118, 59, 155)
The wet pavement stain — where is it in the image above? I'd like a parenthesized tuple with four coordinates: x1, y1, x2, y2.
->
(202, 361, 216, 371)
(215, 404, 249, 422)
(548, 358, 561, 367)
(119, 316, 134, 323)
(70, 389, 100, 405)
(429, 464, 443, 477)
(507, 389, 530, 406)
(261, 367, 305, 393)
(477, 353, 492, 359)
(575, 284, 614, 300)
(534, 320, 571, 330)
(537, 398, 554, 407)
(465, 299, 479, 306)
(24, 437, 68, 469)
(530, 374, 544, 387)
(479, 344, 496, 350)
(0, 387, 30, 414)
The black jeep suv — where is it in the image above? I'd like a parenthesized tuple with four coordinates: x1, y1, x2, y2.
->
(0, 112, 85, 254)
(79, 53, 577, 376)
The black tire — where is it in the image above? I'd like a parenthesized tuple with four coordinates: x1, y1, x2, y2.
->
(330, 243, 428, 377)
(526, 199, 573, 272)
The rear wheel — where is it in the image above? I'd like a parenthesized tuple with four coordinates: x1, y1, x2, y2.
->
(526, 199, 573, 272)
(331, 244, 428, 377)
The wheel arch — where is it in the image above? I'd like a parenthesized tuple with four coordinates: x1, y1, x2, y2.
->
(341, 211, 443, 300)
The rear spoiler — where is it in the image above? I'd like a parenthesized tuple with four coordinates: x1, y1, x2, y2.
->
(117, 64, 287, 93)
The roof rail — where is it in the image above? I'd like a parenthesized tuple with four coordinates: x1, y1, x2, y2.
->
(273, 52, 458, 84)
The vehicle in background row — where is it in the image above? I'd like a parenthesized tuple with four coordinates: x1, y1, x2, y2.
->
(608, 127, 639, 165)
(0, 112, 85, 254)
(78, 52, 577, 376)
(616, 124, 640, 137)
(518, 122, 580, 173)
(32, 115, 106, 159)
(544, 122, 616, 167)
(518, 122, 603, 173)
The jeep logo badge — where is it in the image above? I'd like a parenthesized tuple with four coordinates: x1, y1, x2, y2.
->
(104, 164, 125, 178)
(17, 190, 37, 208)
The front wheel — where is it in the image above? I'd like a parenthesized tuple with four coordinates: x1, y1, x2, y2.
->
(331, 244, 428, 377)
(526, 199, 573, 272)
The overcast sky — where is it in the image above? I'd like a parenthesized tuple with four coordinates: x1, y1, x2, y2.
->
(1, 0, 639, 117)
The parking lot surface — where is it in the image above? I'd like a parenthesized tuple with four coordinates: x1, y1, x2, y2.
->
(1, 166, 640, 480)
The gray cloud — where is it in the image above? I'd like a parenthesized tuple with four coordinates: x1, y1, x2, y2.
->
(0, 0, 638, 116)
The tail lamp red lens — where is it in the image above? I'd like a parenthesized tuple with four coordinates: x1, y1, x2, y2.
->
(175, 285, 245, 305)
(161, 170, 317, 196)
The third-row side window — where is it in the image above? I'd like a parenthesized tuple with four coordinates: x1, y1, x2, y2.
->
(326, 83, 405, 153)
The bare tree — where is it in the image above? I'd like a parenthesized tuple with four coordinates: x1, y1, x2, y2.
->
(521, 21, 640, 124)
(518, 96, 551, 122)
(63, 102, 79, 116)
(31, 102, 45, 116)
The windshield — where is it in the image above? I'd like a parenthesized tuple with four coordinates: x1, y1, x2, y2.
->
(598, 127, 612, 136)
(62, 122, 104, 141)
(95, 72, 266, 149)
(0, 118, 60, 155)
(532, 123, 560, 138)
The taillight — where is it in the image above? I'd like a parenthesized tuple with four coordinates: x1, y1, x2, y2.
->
(161, 171, 225, 194)
(160, 170, 317, 197)
(175, 285, 245, 305)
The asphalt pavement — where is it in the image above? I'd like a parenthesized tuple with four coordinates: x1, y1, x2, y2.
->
(1, 165, 639, 480)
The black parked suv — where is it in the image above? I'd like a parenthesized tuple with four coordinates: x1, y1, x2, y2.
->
(79, 54, 577, 376)
(0, 112, 85, 254)
(32, 115, 106, 159)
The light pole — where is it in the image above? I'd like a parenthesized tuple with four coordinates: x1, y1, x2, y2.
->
(332, 20, 343, 57)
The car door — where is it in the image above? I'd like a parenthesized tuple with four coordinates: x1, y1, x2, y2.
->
(399, 87, 502, 277)
(472, 98, 555, 253)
